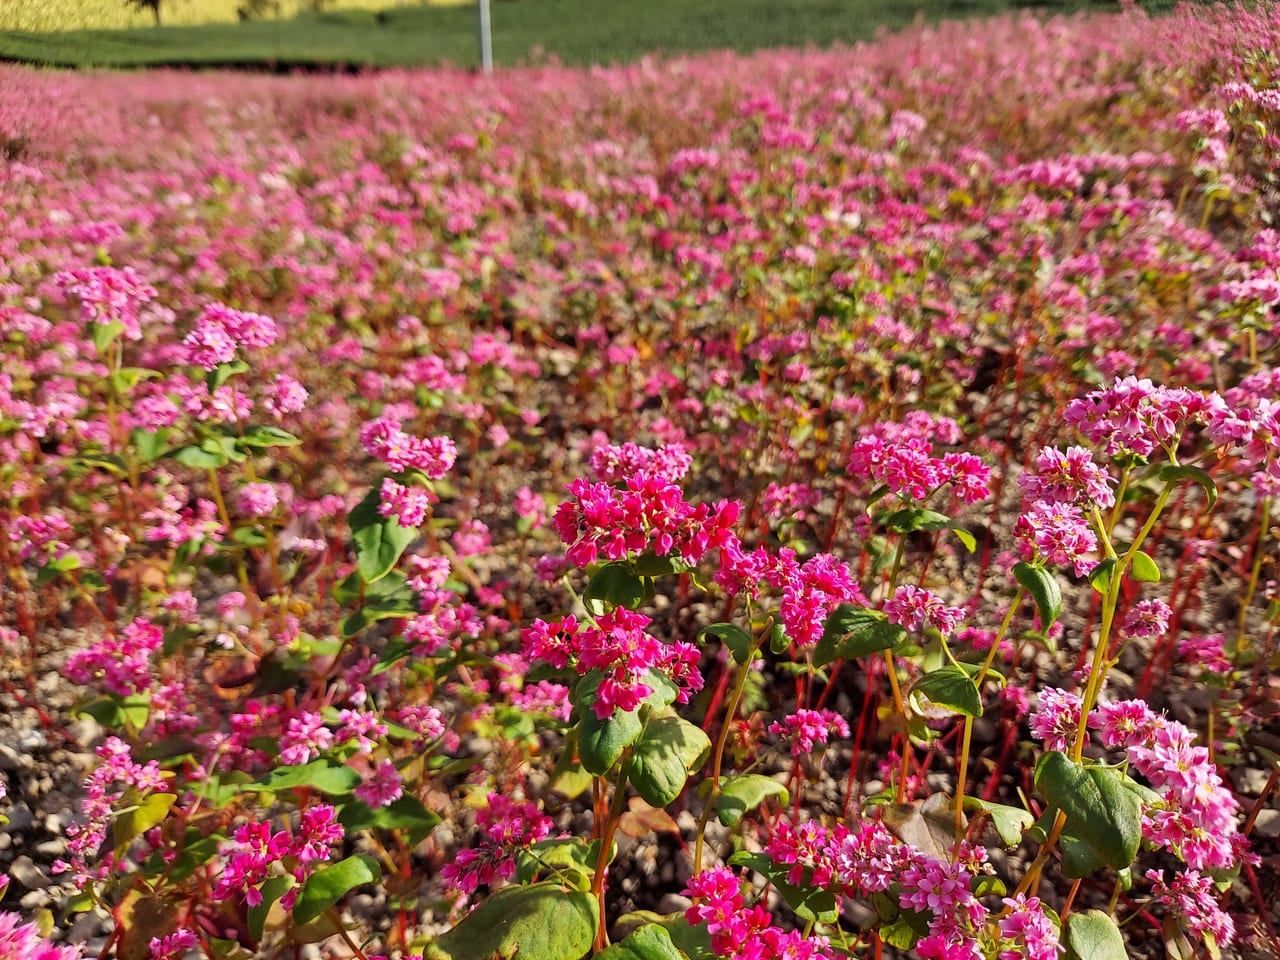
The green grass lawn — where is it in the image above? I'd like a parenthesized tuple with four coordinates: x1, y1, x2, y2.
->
(0, 0, 1220, 70)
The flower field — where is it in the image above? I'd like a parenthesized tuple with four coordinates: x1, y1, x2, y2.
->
(2, 4, 1280, 958)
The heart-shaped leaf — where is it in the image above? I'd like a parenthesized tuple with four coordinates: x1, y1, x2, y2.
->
(716, 775, 789, 827)
(814, 604, 906, 667)
(630, 716, 711, 807)
(585, 563, 648, 615)
(596, 923, 683, 960)
(349, 486, 416, 583)
(1013, 562, 1062, 631)
(1035, 752, 1141, 872)
(1065, 909, 1127, 960)
(423, 882, 598, 960)
(911, 665, 982, 718)
(291, 854, 380, 925)
(578, 706, 643, 776)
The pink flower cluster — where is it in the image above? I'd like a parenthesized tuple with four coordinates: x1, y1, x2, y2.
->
(884, 584, 966, 637)
(764, 819, 995, 956)
(522, 610, 702, 719)
(440, 793, 554, 895)
(1097, 699, 1244, 874)
(56, 737, 168, 886)
(213, 804, 344, 908)
(553, 443, 739, 568)
(0, 911, 84, 960)
(359, 417, 457, 479)
(715, 548, 866, 647)
(182, 303, 279, 370)
(65, 617, 163, 697)
(1145, 868, 1235, 948)
(684, 867, 835, 960)
(768, 708, 851, 757)
(1028, 687, 1087, 753)
(54, 266, 156, 340)
(848, 435, 991, 505)
(1063, 377, 1218, 459)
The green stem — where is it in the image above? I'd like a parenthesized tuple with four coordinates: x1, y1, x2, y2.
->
(954, 587, 1025, 845)
(591, 764, 631, 953)
(693, 622, 769, 872)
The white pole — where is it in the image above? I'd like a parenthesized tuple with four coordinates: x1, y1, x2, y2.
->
(478, 0, 493, 73)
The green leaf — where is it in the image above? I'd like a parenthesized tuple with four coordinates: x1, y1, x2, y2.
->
(963, 797, 1033, 848)
(339, 595, 420, 638)
(814, 604, 906, 667)
(879, 910, 931, 950)
(110, 792, 176, 859)
(699, 622, 755, 665)
(631, 553, 694, 577)
(78, 694, 151, 732)
(716, 775, 789, 827)
(422, 882, 598, 960)
(1131, 550, 1161, 583)
(130, 428, 170, 463)
(169, 443, 228, 470)
(584, 562, 648, 615)
(91, 320, 125, 354)
(770, 622, 790, 654)
(248, 875, 295, 941)
(291, 854, 380, 925)
(1035, 752, 1142, 872)
(882, 507, 951, 534)
(516, 837, 602, 885)
(238, 424, 302, 449)
(1155, 463, 1218, 511)
(1065, 910, 1127, 960)
(337, 796, 441, 846)
(726, 851, 839, 923)
(349, 486, 416, 583)
(911, 665, 982, 717)
(207, 359, 250, 392)
(250, 760, 361, 797)
(578, 707, 643, 776)
(165, 835, 224, 884)
(1013, 562, 1062, 631)
(331, 569, 413, 607)
(630, 716, 711, 808)
(110, 366, 159, 394)
(1089, 558, 1117, 595)
(596, 924, 682, 960)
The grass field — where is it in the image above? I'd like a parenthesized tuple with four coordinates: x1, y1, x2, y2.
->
(0, 0, 469, 33)
(0, 0, 1218, 70)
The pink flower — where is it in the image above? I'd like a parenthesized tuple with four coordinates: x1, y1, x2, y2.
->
(236, 482, 279, 518)
(1029, 687, 1087, 753)
(884, 584, 965, 637)
(1120, 598, 1172, 640)
(355, 761, 403, 808)
(768, 709, 850, 757)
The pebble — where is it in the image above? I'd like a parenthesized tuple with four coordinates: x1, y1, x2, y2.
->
(656, 893, 691, 916)
(1253, 808, 1280, 839)
(35, 839, 67, 858)
(19, 889, 51, 911)
(4, 803, 34, 833)
(9, 855, 50, 889)
(1231, 766, 1272, 796)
